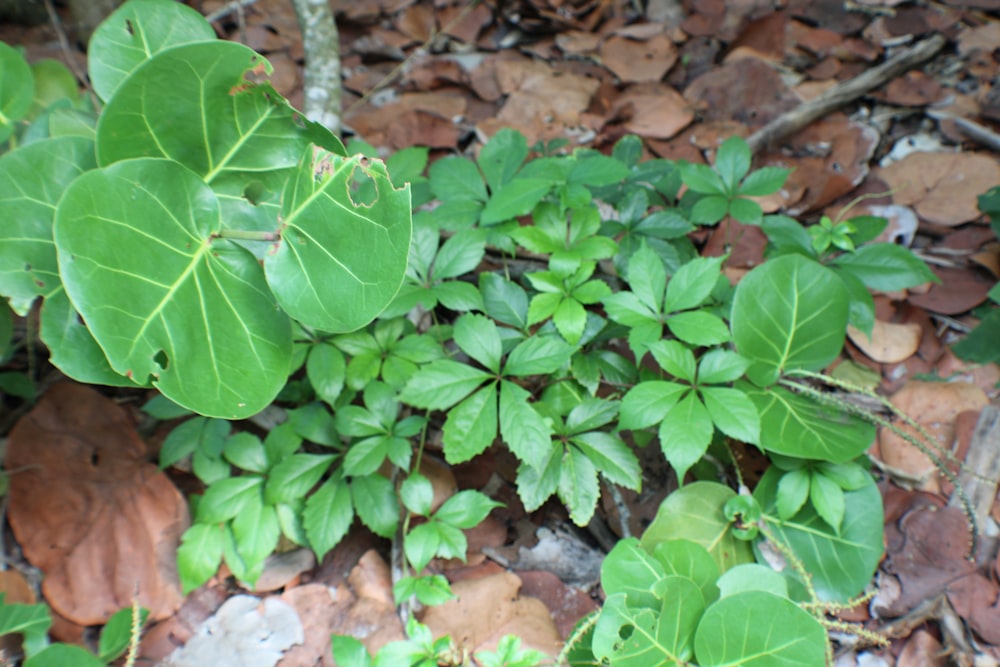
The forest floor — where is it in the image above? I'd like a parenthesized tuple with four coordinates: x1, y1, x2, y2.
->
(2, 0, 1000, 665)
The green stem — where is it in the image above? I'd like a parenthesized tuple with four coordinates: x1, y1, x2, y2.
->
(215, 229, 280, 242)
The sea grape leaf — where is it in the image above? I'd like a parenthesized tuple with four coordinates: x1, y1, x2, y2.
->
(731, 254, 848, 387)
(754, 467, 883, 602)
(54, 158, 292, 419)
(0, 42, 32, 142)
(87, 0, 217, 102)
(694, 591, 827, 666)
(641, 482, 754, 573)
(265, 150, 411, 332)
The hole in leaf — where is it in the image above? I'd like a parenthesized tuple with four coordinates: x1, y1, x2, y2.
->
(243, 180, 266, 206)
(90, 449, 99, 466)
(153, 350, 169, 370)
(125, 18, 134, 35)
(347, 165, 377, 207)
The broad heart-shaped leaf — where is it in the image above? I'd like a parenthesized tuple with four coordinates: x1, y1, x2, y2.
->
(87, 0, 216, 102)
(601, 538, 666, 609)
(694, 591, 827, 666)
(0, 136, 96, 314)
(754, 467, 883, 602)
(641, 482, 754, 574)
(97, 41, 343, 179)
(731, 254, 849, 387)
(652, 540, 720, 606)
(54, 158, 293, 419)
(23, 644, 107, 667)
(743, 383, 874, 462)
(265, 150, 411, 332)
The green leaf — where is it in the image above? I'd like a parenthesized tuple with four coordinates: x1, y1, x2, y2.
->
(600, 538, 666, 608)
(454, 313, 502, 373)
(565, 397, 619, 433)
(401, 473, 435, 516)
(267, 150, 411, 332)
(332, 635, 373, 667)
(499, 381, 553, 470)
(625, 242, 667, 313)
(98, 606, 150, 663)
(0, 42, 32, 142)
(24, 644, 106, 667)
(716, 563, 788, 598)
(223, 432, 269, 473)
(659, 392, 712, 483)
(231, 495, 280, 573)
(160, 417, 230, 469)
(731, 255, 849, 386)
(681, 163, 726, 196)
(664, 256, 723, 313)
(715, 137, 751, 191)
(87, 0, 216, 102)
(571, 432, 641, 489)
(553, 297, 588, 344)
(619, 381, 687, 431)
(754, 468, 883, 601)
(953, 308, 1000, 363)
(0, 600, 51, 657)
(351, 474, 399, 538)
(480, 272, 529, 329)
(504, 335, 571, 376)
(832, 243, 937, 291)
(404, 522, 440, 572)
(651, 540, 721, 605)
(776, 468, 810, 520)
(568, 154, 630, 187)
(435, 490, 502, 529)
(55, 159, 292, 419)
(737, 166, 791, 197)
(641, 482, 754, 573)
(694, 591, 827, 666)
(480, 178, 553, 225)
(307, 343, 346, 407)
(177, 523, 224, 593)
(264, 453, 334, 505)
(728, 197, 763, 224)
(697, 349, 750, 385)
(558, 446, 600, 525)
(433, 229, 485, 280)
(198, 476, 263, 523)
(479, 128, 528, 190)
(593, 583, 703, 666)
(399, 359, 491, 410)
(304, 477, 354, 560)
(0, 136, 95, 314)
(690, 195, 730, 224)
(648, 340, 696, 381)
(745, 384, 875, 462)
(817, 461, 871, 491)
(833, 267, 876, 336)
(700, 386, 760, 445)
(429, 156, 487, 203)
(515, 447, 561, 511)
(667, 310, 731, 346)
(810, 470, 846, 532)
(40, 289, 135, 386)
(442, 385, 498, 464)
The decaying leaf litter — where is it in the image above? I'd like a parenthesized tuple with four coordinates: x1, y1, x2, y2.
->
(0, 0, 999, 664)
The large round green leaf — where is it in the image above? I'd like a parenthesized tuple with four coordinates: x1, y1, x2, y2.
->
(87, 0, 216, 102)
(743, 383, 875, 462)
(694, 591, 827, 666)
(98, 42, 304, 177)
(0, 136, 95, 314)
(265, 151, 411, 332)
(641, 482, 754, 573)
(731, 254, 849, 386)
(0, 41, 33, 142)
(754, 467, 883, 602)
(55, 158, 292, 418)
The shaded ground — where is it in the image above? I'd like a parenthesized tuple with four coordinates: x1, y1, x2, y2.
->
(2, 0, 1000, 665)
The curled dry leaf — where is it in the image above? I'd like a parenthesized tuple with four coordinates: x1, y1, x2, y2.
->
(877, 152, 1000, 226)
(876, 380, 989, 492)
(5, 383, 188, 624)
(847, 320, 923, 364)
(600, 32, 677, 83)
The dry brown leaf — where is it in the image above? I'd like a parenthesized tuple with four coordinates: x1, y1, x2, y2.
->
(420, 454, 457, 514)
(600, 33, 677, 83)
(683, 57, 798, 128)
(897, 629, 946, 667)
(847, 320, 922, 364)
(517, 570, 600, 639)
(612, 82, 693, 139)
(947, 574, 1000, 645)
(877, 152, 1000, 226)
(5, 383, 188, 625)
(876, 71, 944, 107)
(420, 572, 561, 656)
(556, 30, 602, 55)
(876, 381, 989, 492)
(251, 548, 316, 593)
(908, 265, 995, 315)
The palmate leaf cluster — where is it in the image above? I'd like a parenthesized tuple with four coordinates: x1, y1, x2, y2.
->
(0, 2, 956, 665)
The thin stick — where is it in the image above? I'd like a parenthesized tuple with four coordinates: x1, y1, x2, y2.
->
(42, 0, 91, 97)
(205, 0, 258, 24)
(746, 34, 947, 154)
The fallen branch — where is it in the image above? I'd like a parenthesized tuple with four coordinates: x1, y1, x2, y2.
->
(746, 33, 947, 154)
